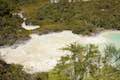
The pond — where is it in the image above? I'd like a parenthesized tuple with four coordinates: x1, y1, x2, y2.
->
(0, 30, 120, 73)
(101, 31, 120, 48)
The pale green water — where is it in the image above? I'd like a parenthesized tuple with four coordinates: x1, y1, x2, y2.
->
(101, 31, 120, 47)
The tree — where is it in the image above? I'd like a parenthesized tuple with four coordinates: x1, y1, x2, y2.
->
(48, 43, 120, 80)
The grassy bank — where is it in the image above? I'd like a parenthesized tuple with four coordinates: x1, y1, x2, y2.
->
(20, 0, 120, 35)
(1, 0, 120, 46)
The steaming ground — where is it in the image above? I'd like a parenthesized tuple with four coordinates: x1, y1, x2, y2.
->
(0, 31, 107, 73)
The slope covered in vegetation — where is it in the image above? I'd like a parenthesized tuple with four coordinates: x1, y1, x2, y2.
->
(0, 0, 30, 46)
(1, 0, 120, 80)
(1, 0, 120, 46)
(21, 0, 120, 34)
(0, 59, 49, 80)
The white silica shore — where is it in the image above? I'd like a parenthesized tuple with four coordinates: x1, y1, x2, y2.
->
(0, 31, 107, 73)
(21, 22, 40, 30)
(13, 12, 40, 30)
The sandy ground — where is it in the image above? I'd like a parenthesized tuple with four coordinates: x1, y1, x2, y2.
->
(0, 31, 107, 73)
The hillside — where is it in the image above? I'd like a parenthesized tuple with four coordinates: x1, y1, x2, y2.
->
(1, 0, 120, 80)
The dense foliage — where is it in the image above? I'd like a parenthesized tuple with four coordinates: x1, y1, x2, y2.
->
(0, 59, 49, 80)
(0, 0, 30, 46)
(48, 44, 120, 80)
(37, 0, 120, 34)
(0, 60, 32, 80)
